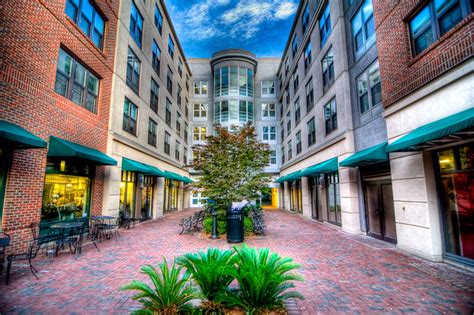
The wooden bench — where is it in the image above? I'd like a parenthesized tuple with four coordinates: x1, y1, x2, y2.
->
(179, 211, 205, 234)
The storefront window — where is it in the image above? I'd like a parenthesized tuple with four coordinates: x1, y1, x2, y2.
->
(120, 171, 136, 218)
(290, 180, 302, 213)
(140, 175, 154, 220)
(164, 179, 179, 212)
(437, 144, 474, 262)
(326, 172, 341, 225)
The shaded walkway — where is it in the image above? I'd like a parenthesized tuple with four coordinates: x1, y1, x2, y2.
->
(0, 209, 473, 314)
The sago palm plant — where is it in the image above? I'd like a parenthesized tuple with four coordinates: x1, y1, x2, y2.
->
(120, 258, 197, 314)
(176, 248, 235, 311)
(216, 245, 304, 314)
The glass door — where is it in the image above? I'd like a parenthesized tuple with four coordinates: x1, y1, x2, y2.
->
(310, 176, 323, 220)
(326, 172, 341, 225)
(140, 176, 154, 220)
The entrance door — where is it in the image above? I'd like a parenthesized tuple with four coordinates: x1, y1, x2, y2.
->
(310, 177, 323, 220)
(364, 180, 397, 243)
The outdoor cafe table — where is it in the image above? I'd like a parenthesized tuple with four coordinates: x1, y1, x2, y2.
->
(49, 222, 84, 254)
(90, 216, 117, 240)
(90, 215, 115, 220)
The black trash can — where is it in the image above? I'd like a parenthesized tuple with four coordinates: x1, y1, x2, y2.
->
(227, 202, 247, 243)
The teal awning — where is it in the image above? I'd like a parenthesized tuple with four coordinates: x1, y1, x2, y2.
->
(285, 170, 303, 181)
(340, 142, 388, 167)
(274, 175, 287, 183)
(0, 120, 47, 149)
(386, 108, 474, 152)
(164, 170, 191, 183)
(48, 136, 117, 165)
(122, 158, 164, 176)
(300, 157, 339, 177)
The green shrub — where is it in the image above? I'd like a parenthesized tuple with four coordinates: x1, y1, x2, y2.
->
(120, 258, 197, 314)
(176, 248, 235, 311)
(244, 217, 253, 236)
(216, 245, 304, 314)
(203, 216, 226, 235)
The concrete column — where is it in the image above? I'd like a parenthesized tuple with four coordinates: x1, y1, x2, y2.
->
(101, 163, 121, 216)
(154, 177, 165, 218)
(390, 151, 443, 261)
(301, 176, 312, 219)
(183, 186, 190, 210)
(178, 182, 184, 211)
(283, 181, 290, 211)
(339, 167, 361, 234)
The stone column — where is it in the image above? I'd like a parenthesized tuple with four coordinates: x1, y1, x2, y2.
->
(301, 176, 312, 219)
(154, 177, 165, 218)
(283, 181, 290, 211)
(339, 167, 361, 234)
(101, 161, 122, 217)
(178, 182, 184, 211)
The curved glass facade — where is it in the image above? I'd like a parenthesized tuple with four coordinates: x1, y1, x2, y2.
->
(214, 100, 254, 124)
(214, 66, 254, 97)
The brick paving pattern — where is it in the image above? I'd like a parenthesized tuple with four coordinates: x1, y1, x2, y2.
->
(1, 209, 473, 314)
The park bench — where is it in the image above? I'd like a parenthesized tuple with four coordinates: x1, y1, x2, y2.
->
(179, 210, 205, 234)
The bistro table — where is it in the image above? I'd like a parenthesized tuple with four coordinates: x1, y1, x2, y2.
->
(90, 215, 115, 220)
(49, 222, 84, 255)
(90, 216, 117, 241)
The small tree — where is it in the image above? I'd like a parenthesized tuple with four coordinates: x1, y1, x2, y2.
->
(192, 123, 271, 211)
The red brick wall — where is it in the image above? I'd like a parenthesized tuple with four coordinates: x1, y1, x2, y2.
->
(373, 0, 474, 107)
(0, 0, 118, 254)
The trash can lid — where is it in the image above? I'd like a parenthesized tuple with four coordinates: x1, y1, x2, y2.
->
(231, 200, 249, 211)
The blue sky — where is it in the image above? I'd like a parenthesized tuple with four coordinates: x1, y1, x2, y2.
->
(165, 0, 298, 58)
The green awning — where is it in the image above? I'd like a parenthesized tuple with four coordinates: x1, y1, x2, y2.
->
(0, 120, 47, 149)
(274, 175, 287, 183)
(164, 170, 192, 183)
(48, 136, 117, 165)
(300, 157, 339, 177)
(122, 158, 160, 175)
(340, 142, 388, 167)
(386, 107, 474, 152)
(285, 170, 303, 181)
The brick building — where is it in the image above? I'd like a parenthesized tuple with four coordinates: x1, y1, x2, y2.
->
(0, 0, 119, 253)
(374, 0, 473, 265)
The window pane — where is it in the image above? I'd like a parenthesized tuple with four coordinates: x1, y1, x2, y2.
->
(411, 6, 432, 36)
(54, 72, 69, 96)
(71, 83, 84, 105)
(415, 28, 434, 54)
(437, 2, 463, 35)
(58, 50, 73, 75)
(88, 74, 99, 94)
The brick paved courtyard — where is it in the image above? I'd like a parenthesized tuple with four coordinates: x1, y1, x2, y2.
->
(0, 208, 473, 314)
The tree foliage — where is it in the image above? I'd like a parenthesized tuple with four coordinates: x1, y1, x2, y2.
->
(192, 123, 271, 210)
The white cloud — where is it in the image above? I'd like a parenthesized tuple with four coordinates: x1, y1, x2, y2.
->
(274, 2, 297, 19)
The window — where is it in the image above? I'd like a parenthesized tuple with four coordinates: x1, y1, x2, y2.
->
(324, 98, 337, 134)
(176, 112, 181, 136)
(193, 104, 207, 119)
(357, 60, 381, 114)
(302, 3, 311, 34)
(292, 35, 298, 57)
(351, 0, 375, 55)
(129, 1, 143, 47)
(184, 122, 188, 142)
(281, 147, 285, 164)
(322, 47, 334, 92)
(175, 141, 180, 160)
(304, 41, 312, 71)
(284, 57, 290, 76)
(294, 98, 301, 125)
(296, 131, 302, 154)
(292, 68, 299, 93)
(262, 103, 276, 118)
(213, 100, 253, 124)
(270, 151, 277, 165)
(65, 0, 105, 49)
(178, 58, 183, 77)
(148, 118, 157, 146)
(154, 4, 163, 34)
(126, 47, 140, 94)
(185, 100, 189, 118)
(164, 132, 170, 155)
(286, 111, 291, 135)
(123, 98, 138, 135)
(287, 140, 293, 160)
(280, 122, 285, 142)
(326, 172, 341, 225)
(262, 126, 276, 141)
(319, 3, 331, 46)
(184, 147, 188, 165)
(409, 0, 470, 56)
(193, 126, 207, 141)
(213, 66, 253, 97)
(152, 40, 161, 75)
(194, 81, 208, 96)
(239, 100, 254, 122)
(177, 85, 182, 106)
(167, 67, 173, 94)
(261, 81, 275, 96)
(54, 48, 99, 113)
(306, 78, 314, 111)
(150, 78, 159, 113)
(165, 98, 172, 126)
(168, 35, 174, 58)
(307, 117, 316, 146)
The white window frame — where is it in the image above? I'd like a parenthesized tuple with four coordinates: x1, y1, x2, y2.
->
(262, 126, 276, 142)
(262, 103, 276, 119)
(193, 126, 207, 142)
(193, 81, 208, 96)
(193, 103, 207, 121)
(261, 81, 275, 97)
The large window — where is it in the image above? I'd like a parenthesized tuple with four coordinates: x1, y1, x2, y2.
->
(184, 147, 188, 165)
(54, 48, 99, 113)
(322, 47, 334, 92)
(306, 78, 314, 111)
(262, 126, 276, 141)
(281, 146, 285, 164)
(292, 68, 299, 93)
(178, 58, 183, 77)
(168, 35, 174, 58)
(287, 140, 293, 160)
(262, 103, 276, 118)
(175, 141, 180, 160)
(319, 3, 331, 46)
(294, 98, 301, 125)
(280, 122, 285, 142)
(123, 98, 138, 135)
(292, 35, 298, 57)
(120, 171, 136, 217)
(167, 67, 173, 94)
(296, 131, 302, 155)
(193, 104, 207, 119)
(409, 0, 471, 56)
(176, 112, 181, 136)
(152, 40, 161, 75)
(148, 118, 157, 147)
(184, 122, 189, 143)
(324, 98, 337, 134)
(213, 100, 253, 124)
(65, 0, 105, 49)
(326, 172, 341, 225)
(261, 81, 275, 96)
(150, 78, 159, 113)
(129, 1, 143, 47)
(126, 47, 140, 94)
(193, 126, 207, 141)
(164, 132, 171, 155)
(154, 4, 163, 34)
(307, 117, 316, 147)
(357, 60, 381, 114)
(213, 66, 253, 97)
(286, 111, 291, 135)
(177, 85, 182, 106)
(194, 81, 208, 96)
(351, 0, 375, 55)
(302, 3, 311, 34)
(284, 57, 290, 76)
(165, 98, 172, 126)
(270, 150, 277, 165)
(304, 41, 312, 71)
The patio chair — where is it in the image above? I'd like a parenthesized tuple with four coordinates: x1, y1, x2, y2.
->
(101, 217, 121, 241)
